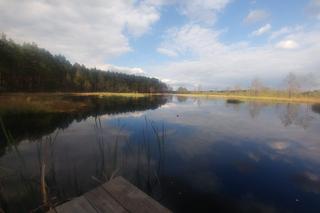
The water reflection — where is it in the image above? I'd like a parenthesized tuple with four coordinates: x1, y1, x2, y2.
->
(248, 102, 269, 119)
(224, 100, 316, 129)
(279, 104, 314, 129)
(176, 96, 188, 103)
(293, 171, 320, 194)
(312, 104, 320, 115)
(1, 96, 320, 212)
(0, 95, 168, 146)
(0, 116, 168, 212)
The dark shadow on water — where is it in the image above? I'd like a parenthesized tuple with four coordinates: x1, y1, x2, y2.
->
(312, 104, 320, 115)
(0, 95, 168, 147)
(226, 99, 243, 104)
(176, 96, 188, 103)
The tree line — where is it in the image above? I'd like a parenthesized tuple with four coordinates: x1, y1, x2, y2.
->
(0, 34, 168, 93)
(176, 72, 319, 98)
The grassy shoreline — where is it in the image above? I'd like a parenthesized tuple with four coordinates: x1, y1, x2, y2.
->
(0, 92, 147, 97)
(170, 93, 320, 104)
(1, 92, 320, 104)
(0, 92, 151, 114)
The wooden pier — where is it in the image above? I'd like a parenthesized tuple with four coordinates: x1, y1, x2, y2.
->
(49, 176, 171, 213)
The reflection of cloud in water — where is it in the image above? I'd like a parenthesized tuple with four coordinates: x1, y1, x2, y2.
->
(248, 152, 260, 162)
(187, 171, 221, 193)
(268, 141, 290, 151)
(160, 102, 178, 109)
(238, 196, 279, 213)
(234, 160, 256, 174)
(148, 98, 320, 167)
(100, 111, 144, 120)
(294, 171, 320, 194)
(167, 131, 218, 160)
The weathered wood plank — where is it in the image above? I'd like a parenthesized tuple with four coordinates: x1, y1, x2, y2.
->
(84, 186, 128, 213)
(50, 196, 97, 213)
(103, 176, 171, 213)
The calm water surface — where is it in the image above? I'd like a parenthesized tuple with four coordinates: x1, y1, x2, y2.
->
(1, 95, 320, 212)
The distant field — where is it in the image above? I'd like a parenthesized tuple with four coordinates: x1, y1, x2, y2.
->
(170, 92, 320, 104)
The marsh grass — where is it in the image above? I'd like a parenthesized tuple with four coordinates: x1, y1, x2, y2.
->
(1, 113, 167, 212)
(0, 117, 61, 212)
(0, 94, 90, 114)
(92, 115, 166, 199)
(173, 92, 320, 104)
(0, 92, 150, 114)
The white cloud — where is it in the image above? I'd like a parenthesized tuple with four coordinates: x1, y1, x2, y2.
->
(153, 24, 320, 89)
(97, 64, 145, 75)
(178, 0, 230, 25)
(0, 0, 162, 67)
(276, 40, 299, 49)
(244, 9, 269, 24)
(157, 48, 178, 57)
(269, 26, 303, 40)
(306, 0, 320, 20)
(251, 24, 272, 36)
(157, 24, 223, 58)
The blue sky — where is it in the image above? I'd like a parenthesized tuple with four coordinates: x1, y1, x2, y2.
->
(1, 0, 320, 89)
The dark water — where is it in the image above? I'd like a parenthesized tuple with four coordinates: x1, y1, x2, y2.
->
(1, 95, 320, 213)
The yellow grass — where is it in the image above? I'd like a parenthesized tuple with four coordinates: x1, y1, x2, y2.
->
(0, 92, 147, 97)
(171, 93, 320, 104)
(0, 92, 149, 114)
(1, 92, 319, 115)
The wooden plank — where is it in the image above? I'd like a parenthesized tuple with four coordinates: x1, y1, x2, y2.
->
(102, 176, 171, 213)
(84, 186, 128, 213)
(49, 196, 97, 213)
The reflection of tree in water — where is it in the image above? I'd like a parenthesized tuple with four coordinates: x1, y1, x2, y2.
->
(312, 104, 320, 115)
(225, 100, 243, 112)
(248, 102, 269, 119)
(225, 101, 315, 129)
(196, 99, 202, 107)
(0, 95, 168, 147)
(279, 104, 314, 129)
(0, 116, 168, 212)
(176, 96, 188, 103)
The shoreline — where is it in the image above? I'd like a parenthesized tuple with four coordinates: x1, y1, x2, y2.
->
(1, 92, 320, 104)
(170, 93, 320, 104)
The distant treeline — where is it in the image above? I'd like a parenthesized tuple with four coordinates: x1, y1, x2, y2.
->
(0, 34, 168, 92)
(175, 73, 320, 99)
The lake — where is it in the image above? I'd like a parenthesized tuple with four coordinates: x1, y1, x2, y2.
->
(1, 95, 320, 212)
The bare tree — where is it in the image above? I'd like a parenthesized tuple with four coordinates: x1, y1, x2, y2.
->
(250, 77, 263, 96)
(284, 72, 300, 98)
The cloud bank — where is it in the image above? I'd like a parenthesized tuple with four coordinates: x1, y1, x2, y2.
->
(0, 0, 161, 69)
(154, 24, 320, 89)
(1, 0, 320, 89)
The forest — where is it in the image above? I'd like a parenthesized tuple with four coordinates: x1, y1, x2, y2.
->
(0, 34, 168, 93)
